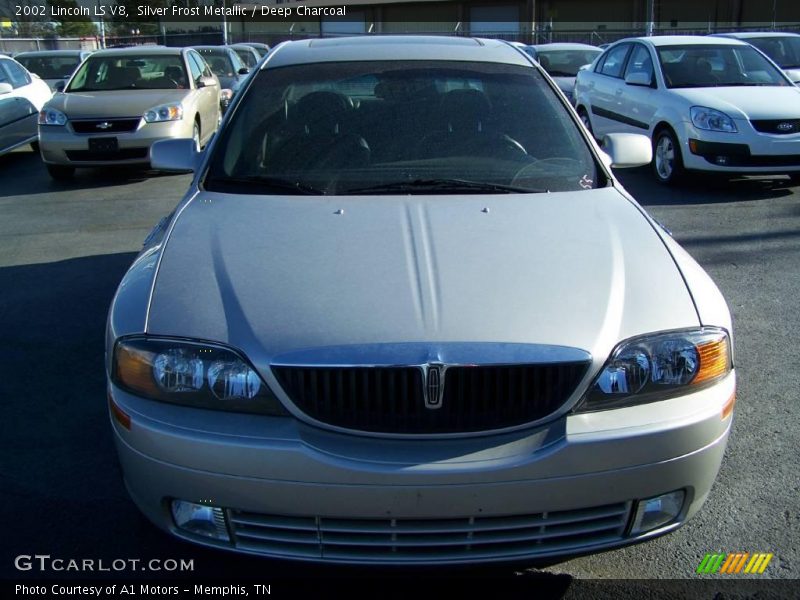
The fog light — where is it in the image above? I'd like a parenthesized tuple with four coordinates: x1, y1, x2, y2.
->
(171, 500, 229, 541)
(715, 156, 729, 165)
(630, 490, 685, 535)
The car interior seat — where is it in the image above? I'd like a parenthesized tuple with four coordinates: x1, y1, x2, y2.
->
(265, 91, 370, 173)
(417, 89, 527, 160)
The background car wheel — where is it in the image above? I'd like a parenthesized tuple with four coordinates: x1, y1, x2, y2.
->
(577, 107, 594, 138)
(652, 128, 685, 186)
(193, 121, 201, 150)
(46, 165, 75, 180)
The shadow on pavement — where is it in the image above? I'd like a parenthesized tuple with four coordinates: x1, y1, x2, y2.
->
(615, 167, 797, 206)
(0, 149, 185, 199)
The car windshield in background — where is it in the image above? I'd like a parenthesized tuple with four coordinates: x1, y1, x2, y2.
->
(538, 49, 602, 76)
(16, 56, 80, 79)
(657, 44, 790, 88)
(233, 48, 257, 68)
(205, 60, 600, 196)
(197, 50, 240, 77)
(746, 36, 800, 69)
(66, 55, 189, 91)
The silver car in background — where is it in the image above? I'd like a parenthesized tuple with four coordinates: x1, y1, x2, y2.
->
(38, 47, 221, 179)
(107, 36, 735, 565)
(14, 49, 92, 92)
(526, 43, 603, 103)
(712, 31, 800, 84)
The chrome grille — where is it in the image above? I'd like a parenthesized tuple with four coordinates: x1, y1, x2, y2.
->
(71, 118, 140, 133)
(228, 503, 631, 563)
(272, 362, 589, 434)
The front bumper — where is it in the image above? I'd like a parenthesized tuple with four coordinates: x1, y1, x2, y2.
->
(675, 120, 800, 174)
(39, 119, 194, 167)
(110, 372, 735, 565)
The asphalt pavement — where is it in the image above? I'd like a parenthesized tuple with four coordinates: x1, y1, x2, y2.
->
(1, 145, 797, 588)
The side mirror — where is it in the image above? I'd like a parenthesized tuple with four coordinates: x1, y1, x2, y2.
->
(602, 133, 652, 168)
(238, 67, 249, 75)
(0, 82, 12, 95)
(196, 76, 217, 88)
(55, 80, 66, 92)
(150, 138, 202, 173)
(625, 71, 652, 87)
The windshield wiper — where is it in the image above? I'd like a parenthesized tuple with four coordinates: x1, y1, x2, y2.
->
(206, 175, 325, 195)
(343, 178, 546, 195)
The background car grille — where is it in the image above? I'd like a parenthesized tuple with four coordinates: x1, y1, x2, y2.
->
(227, 502, 631, 563)
(272, 362, 589, 434)
(65, 148, 148, 161)
(751, 119, 800, 135)
(70, 118, 140, 133)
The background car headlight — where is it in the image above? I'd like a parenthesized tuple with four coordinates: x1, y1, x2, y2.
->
(111, 337, 288, 415)
(143, 103, 183, 123)
(220, 89, 233, 104)
(576, 328, 731, 412)
(38, 108, 67, 126)
(690, 106, 737, 133)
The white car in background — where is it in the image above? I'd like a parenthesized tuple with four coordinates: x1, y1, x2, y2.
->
(712, 32, 800, 84)
(526, 43, 603, 104)
(0, 55, 52, 156)
(575, 36, 800, 185)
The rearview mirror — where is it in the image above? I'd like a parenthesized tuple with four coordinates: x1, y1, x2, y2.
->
(624, 71, 652, 87)
(0, 82, 12, 95)
(150, 138, 202, 173)
(602, 133, 652, 168)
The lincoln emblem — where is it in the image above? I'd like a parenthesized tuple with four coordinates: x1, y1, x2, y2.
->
(423, 363, 445, 410)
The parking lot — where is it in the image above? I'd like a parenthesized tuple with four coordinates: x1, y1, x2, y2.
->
(1, 143, 798, 581)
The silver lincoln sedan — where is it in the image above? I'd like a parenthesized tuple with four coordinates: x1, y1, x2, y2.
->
(107, 36, 736, 565)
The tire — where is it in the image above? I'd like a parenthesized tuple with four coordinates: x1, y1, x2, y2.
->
(652, 128, 686, 186)
(577, 107, 594, 137)
(192, 121, 201, 150)
(46, 164, 74, 180)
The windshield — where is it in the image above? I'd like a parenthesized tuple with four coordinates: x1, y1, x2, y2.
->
(657, 44, 789, 88)
(537, 49, 602, 77)
(197, 50, 242, 77)
(16, 55, 81, 79)
(66, 55, 189, 91)
(205, 60, 601, 195)
(233, 48, 257, 68)
(746, 36, 800, 69)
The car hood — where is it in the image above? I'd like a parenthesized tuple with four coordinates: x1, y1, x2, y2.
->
(147, 188, 699, 365)
(552, 76, 577, 94)
(783, 68, 800, 84)
(670, 85, 800, 120)
(47, 89, 189, 119)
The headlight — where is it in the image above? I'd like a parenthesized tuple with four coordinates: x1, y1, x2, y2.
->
(38, 108, 67, 126)
(111, 337, 288, 416)
(576, 328, 731, 412)
(143, 103, 183, 123)
(220, 89, 233, 103)
(690, 106, 737, 133)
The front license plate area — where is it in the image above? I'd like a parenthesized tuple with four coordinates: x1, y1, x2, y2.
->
(88, 137, 118, 153)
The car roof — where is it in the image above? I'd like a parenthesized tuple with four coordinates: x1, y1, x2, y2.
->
(15, 50, 87, 57)
(616, 35, 750, 47)
(191, 45, 231, 52)
(264, 36, 532, 69)
(532, 43, 602, 51)
(713, 31, 800, 39)
(91, 46, 183, 58)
